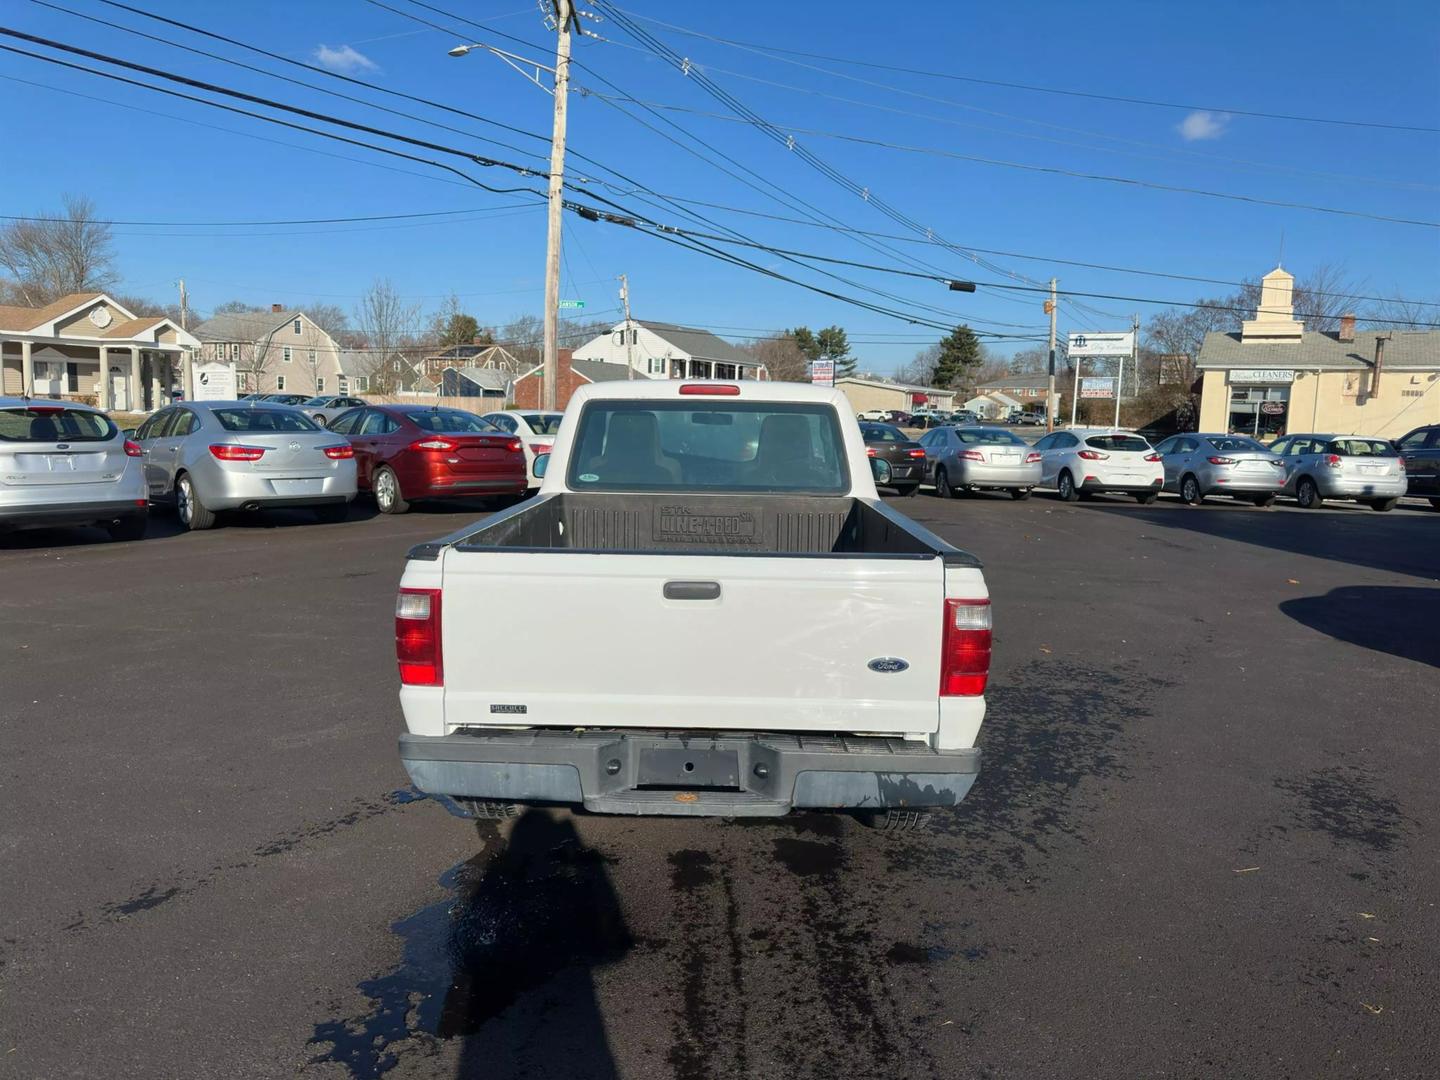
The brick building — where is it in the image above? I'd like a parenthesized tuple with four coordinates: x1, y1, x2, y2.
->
(511, 349, 636, 410)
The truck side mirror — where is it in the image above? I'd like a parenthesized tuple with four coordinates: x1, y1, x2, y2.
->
(870, 457, 892, 485)
(533, 453, 549, 478)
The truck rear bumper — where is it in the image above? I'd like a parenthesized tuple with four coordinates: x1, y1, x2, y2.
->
(400, 729, 981, 817)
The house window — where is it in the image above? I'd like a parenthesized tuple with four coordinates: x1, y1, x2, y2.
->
(277, 375, 287, 391)
(317, 377, 325, 393)
(354, 376, 369, 392)
(337, 377, 349, 394)
(630, 329, 638, 345)
(308, 349, 316, 365)
(612, 331, 624, 346)
(283, 347, 292, 363)
(293, 318, 302, 335)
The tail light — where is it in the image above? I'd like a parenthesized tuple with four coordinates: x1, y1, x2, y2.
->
(1207, 456, 1236, 465)
(1144, 452, 1163, 462)
(958, 449, 985, 461)
(1077, 449, 1108, 460)
(679, 383, 740, 395)
(209, 444, 266, 461)
(322, 444, 355, 459)
(1324, 454, 1343, 468)
(123, 439, 143, 457)
(396, 588, 442, 686)
(866, 446, 877, 457)
(527, 443, 549, 456)
(505, 438, 523, 453)
(411, 438, 457, 452)
(1025, 451, 1042, 463)
(907, 448, 927, 458)
(941, 599, 991, 697)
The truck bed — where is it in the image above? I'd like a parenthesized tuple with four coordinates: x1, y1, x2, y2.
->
(409, 492, 980, 563)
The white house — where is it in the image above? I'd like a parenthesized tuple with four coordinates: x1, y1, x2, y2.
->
(1, 291, 200, 411)
(572, 319, 765, 380)
(192, 306, 347, 397)
(962, 391, 1024, 419)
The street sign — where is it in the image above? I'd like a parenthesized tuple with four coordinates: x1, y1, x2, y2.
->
(809, 359, 835, 387)
(1067, 332, 1134, 358)
(1079, 377, 1116, 399)
(559, 300, 585, 309)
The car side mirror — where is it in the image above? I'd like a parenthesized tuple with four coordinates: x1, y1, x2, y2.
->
(121, 427, 137, 437)
(533, 453, 549, 479)
(870, 457, 892, 485)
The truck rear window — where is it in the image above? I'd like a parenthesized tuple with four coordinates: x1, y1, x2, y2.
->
(569, 401, 849, 493)
(0, 406, 115, 442)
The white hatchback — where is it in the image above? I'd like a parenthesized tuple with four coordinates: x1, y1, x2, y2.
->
(481, 410, 564, 488)
(1033, 428, 1164, 503)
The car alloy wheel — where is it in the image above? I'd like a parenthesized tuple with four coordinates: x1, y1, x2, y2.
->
(1297, 478, 1321, 509)
(177, 478, 192, 525)
(375, 470, 395, 511)
(1181, 475, 1201, 505)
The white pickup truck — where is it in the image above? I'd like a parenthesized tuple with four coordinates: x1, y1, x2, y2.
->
(395, 380, 991, 827)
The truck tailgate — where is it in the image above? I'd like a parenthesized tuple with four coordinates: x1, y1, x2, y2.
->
(439, 551, 945, 736)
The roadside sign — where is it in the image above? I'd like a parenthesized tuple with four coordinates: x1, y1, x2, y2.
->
(1229, 368, 1295, 385)
(192, 362, 235, 401)
(810, 359, 835, 387)
(559, 300, 585, 309)
(1259, 401, 1286, 415)
(1079, 377, 1116, 399)
(1068, 332, 1134, 358)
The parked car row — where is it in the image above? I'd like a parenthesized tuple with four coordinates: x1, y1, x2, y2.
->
(858, 419, 1440, 511)
(1, 397, 531, 541)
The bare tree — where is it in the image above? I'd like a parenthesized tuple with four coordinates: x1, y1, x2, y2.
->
(0, 194, 117, 306)
(354, 279, 421, 394)
(895, 344, 940, 386)
(1364, 294, 1440, 330)
(741, 333, 809, 382)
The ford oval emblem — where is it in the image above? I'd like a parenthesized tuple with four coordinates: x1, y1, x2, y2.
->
(868, 657, 910, 674)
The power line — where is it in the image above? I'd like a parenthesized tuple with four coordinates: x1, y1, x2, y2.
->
(610, 5, 1440, 135)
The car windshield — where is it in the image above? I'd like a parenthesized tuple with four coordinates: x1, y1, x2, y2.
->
(956, 429, 1026, 445)
(569, 400, 848, 493)
(0, 405, 116, 442)
(521, 413, 563, 435)
(213, 408, 320, 432)
(1209, 437, 1266, 453)
(1330, 438, 1398, 457)
(861, 424, 905, 443)
(1085, 434, 1151, 452)
(403, 409, 495, 433)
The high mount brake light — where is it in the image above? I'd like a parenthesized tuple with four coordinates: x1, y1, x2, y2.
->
(396, 588, 442, 686)
(678, 383, 740, 395)
(941, 599, 991, 697)
(209, 444, 266, 461)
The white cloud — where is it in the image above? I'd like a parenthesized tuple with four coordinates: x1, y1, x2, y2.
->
(1177, 110, 1230, 141)
(313, 44, 378, 74)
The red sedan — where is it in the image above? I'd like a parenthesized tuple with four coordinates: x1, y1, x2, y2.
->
(327, 405, 526, 514)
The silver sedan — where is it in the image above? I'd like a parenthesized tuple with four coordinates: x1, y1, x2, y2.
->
(1152, 433, 1288, 506)
(920, 425, 1042, 499)
(133, 401, 357, 530)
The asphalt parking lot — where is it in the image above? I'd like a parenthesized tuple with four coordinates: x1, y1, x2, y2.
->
(3, 492, 1438, 1079)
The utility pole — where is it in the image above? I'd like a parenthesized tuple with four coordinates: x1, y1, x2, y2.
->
(1070, 351, 1083, 428)
(1045, 278, 1057, 433)
(619, 273, 634, 380)
(177, 278, 194, 402)
(539, 0, 576, 411)
(1115, 313, 1138, 428)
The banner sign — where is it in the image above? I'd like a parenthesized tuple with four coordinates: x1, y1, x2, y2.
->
(809, 359, 835, 386)
(192, 362, 236, 401)
(1079, 377, 1116, 399)
(1068, 332, 1134, 358)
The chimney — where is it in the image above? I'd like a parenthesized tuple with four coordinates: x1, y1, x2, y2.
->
(271, 303, 283, 313)
(1372, 335, 1387, 394)
(1338, 313, 1356, 342)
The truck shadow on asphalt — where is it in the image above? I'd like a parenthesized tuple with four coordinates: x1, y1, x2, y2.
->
(308, 809, 630, 1080)
(1279, 585, 1440, 668)
(1080, 499, 1440, 579)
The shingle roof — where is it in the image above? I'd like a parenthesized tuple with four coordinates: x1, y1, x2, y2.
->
(337, 350, 370, 377)
(0, 292, 106, 331)
(102, 316, 168, 339)
(835, 376, 955, 396)
(573, 358, 638, 382)
(637, 321, 754, 365)
(453, 367, 511, 391)
(1197, 329, 1440, 371)
(192, 310, 300, 342)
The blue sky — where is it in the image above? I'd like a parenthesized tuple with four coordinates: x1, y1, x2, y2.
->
(2, 0, 1437, 372)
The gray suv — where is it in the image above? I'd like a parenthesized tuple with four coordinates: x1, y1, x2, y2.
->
(0, 397, 147, 540)
(1270, 433, 1409, 511)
